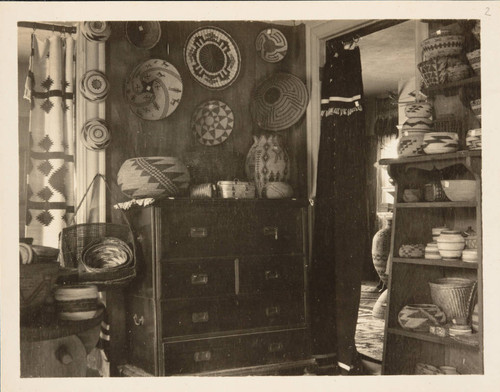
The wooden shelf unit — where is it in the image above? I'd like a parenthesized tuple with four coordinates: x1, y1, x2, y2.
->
(381, 151, 483, 375)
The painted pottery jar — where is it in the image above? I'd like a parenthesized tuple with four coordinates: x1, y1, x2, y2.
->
(372, 215, 392, 285)
(117, 156, 190, 199)
(398, 304, 447, 332)
(245, 134, 290, 197)
(404, 102, 433, 118)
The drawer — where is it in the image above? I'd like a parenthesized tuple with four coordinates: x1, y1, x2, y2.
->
(160, 205, 239, 258)
(159, 204, 304, 258)
(161, 259, 235, 299)
(163, 329, 309, 375)
(238, 255, 305, 294)
(162, 297, 238, 337)
(162, 292, 305, 338)
(237, 292, 305, 329)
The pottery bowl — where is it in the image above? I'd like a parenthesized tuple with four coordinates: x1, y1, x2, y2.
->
(440, 180, 476, 202)
(462, 249, 478, 262)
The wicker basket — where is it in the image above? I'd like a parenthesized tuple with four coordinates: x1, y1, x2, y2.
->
(60, 174, 136, 289)
(418, 57, 449, 87)
(429, 278, 476, 324)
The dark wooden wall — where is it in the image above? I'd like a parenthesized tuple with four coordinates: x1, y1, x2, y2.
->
(105, 21, 307, 212)
(104, 21, 306, 374)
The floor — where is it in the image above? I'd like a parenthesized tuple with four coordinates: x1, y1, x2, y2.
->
(355, 281, 385, 364)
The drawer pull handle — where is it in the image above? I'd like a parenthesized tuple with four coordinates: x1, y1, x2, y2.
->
(263, 226, 279, 240)
(268, 342, 284, 353)
(190, 227, 208, 238)
(133, 314, 144, 326)
(194, 351, 212, 362)
(265, 306, 281, 317)
(192, 312, 209, 323)
(191, 273, 208, 285)
(265, 270, 280, 280)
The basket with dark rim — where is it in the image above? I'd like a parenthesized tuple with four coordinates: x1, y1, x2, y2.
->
(60, 174, 136, 289)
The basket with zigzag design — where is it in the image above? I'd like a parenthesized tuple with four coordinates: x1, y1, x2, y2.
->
(418, 57, 449, 88)
(422, 35, 464, 60)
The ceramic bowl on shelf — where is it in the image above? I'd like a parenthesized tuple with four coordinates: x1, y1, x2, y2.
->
(437, 230, 465, 259)
(462, 249, 478, 263)
(440, 180, 477, 202)
(425, 242, 442, 260)
(422, 132, 459, 155)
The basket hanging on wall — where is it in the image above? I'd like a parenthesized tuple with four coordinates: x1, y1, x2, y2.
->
(60, 174, 136, 290)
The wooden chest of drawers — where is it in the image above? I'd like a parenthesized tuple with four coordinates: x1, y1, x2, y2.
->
(124, 199, 311, 376)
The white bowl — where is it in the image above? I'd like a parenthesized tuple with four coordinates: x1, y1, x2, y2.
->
(438, 249, 463, 259)
(462, 249, 478, 262)
(440, 180, 476, 202)
(437, 241, 465, 251)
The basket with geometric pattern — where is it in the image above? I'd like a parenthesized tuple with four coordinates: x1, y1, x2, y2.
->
(60, 174, 136, 289)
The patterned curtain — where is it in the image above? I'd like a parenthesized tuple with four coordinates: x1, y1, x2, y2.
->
(24, 33, 75, 248)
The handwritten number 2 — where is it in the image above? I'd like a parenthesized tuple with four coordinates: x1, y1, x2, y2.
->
(485, 7, 491, 16)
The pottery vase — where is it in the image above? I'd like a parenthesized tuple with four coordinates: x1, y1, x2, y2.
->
(372, 216, 392, 285)
(245, 134, 290, 197)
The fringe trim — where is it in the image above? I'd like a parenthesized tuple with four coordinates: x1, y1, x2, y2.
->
(321, 104, 363, 117)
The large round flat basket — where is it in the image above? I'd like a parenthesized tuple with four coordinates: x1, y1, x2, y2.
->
(124, 59, 183, 121)
(184, 26, 241, 90)
(251, 72, 309, 131)
(191, 100, 234, 146)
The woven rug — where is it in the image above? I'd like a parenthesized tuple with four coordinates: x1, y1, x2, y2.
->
(355, 282, 385, 362)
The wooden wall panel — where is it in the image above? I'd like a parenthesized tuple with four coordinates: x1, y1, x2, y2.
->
(105, 21, 307, 218)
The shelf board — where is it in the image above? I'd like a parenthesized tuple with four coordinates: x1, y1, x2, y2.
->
(387, 327, 480, 350)
(395, 201, 477, 208)
(422, 75, 480, 95)
(379, 150, 481, 167)
(392, 257, 478, 269)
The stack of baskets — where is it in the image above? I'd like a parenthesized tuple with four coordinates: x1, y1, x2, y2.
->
(418, 31, 470, 88)
(60, 174, 136, 290)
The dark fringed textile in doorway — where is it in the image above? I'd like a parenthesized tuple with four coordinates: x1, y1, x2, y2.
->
(310, 39, 369, 369)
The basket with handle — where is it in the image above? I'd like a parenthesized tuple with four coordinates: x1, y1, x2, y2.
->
(60, 174, 136, 289)
(429, 277, 477, 325)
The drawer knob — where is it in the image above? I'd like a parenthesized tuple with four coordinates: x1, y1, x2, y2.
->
(194, 351, 212, 362)
(192, 312, 209, 323)
(265, 270, 280, 280)
(190, 227, 208, 238)
(133, 314, 144, 326)
(191, 273, 208, 285)
(268, 342, 284, 353)
(263, 226, 279, 240)
(266, 306, 281, 317)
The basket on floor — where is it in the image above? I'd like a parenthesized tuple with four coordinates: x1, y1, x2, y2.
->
(429, 278, 476, 325)
(60, 174, 136, 289)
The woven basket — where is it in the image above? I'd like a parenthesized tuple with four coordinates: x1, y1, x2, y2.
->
(418, 57, 449, 87)
(217, 180, 256, 199)
(421, 35, 465, 60)
(429, 278, 476, 324)
(60, 175, 136, 289)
